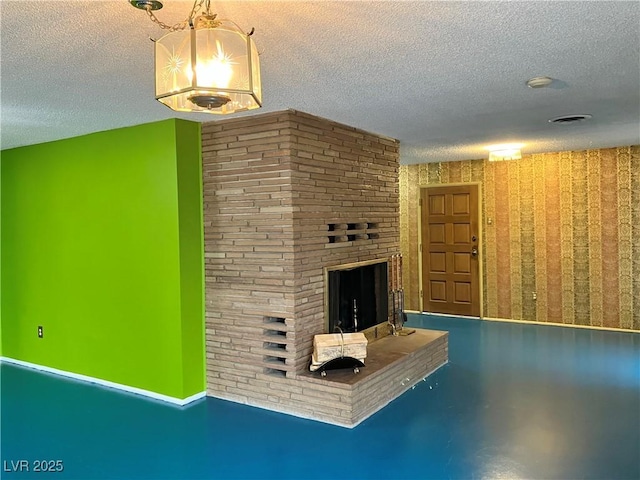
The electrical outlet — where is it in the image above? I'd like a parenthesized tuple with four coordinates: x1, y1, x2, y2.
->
(38, 326, 43, 338)
(532, 292, 537, 301)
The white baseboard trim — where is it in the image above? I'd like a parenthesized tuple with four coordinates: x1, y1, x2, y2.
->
(481, 317, 640, 334)
(415, 311, 638, 333)
(0, 356, 206, 406)
(421, 311, 481, 320)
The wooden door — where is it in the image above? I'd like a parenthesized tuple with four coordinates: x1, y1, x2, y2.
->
(420, 185, 480, 316)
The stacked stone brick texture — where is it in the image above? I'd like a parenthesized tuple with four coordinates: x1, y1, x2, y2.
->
(202, 110, 445, 426)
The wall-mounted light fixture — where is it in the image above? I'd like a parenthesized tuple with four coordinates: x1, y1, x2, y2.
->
(130, 0, 261, 114)
(486, 143, 524, 162)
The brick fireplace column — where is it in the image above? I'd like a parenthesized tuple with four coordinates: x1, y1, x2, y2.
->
(202, 109, 400, 410)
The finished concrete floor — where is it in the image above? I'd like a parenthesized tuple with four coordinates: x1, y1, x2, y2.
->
(3, 314, 638, 479)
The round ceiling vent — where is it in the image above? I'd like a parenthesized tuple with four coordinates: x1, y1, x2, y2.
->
(548, 114, 592, 124)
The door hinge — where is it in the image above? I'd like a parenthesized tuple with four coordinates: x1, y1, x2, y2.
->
(420, 290, 423, 298)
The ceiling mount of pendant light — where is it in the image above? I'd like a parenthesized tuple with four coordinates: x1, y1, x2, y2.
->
(130, 0, 163, 11)
(130, 0, 262, 114)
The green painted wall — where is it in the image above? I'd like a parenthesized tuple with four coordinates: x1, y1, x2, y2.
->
(174, 120, 206, 395)
(0, 156, 3, 357)
(1, 119, 204, 399)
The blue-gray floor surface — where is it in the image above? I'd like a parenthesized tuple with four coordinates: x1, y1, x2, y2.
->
(2, 314, 639, 480)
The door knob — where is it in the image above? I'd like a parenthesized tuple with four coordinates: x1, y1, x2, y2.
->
(471, 247, 478, 257)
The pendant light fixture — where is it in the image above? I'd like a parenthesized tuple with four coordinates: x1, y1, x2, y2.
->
(130, 0, 262, 114)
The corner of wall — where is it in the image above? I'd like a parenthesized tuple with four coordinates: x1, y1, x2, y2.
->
(0, 155, 3, 357)
(174, 119, 206, 397)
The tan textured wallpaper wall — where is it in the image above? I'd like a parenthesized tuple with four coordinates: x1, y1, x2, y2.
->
(399, 145, 639, 330)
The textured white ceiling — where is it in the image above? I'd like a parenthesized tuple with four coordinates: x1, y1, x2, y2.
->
(1, 1, 639, 163)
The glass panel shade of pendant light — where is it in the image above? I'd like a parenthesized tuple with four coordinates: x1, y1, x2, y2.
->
(154, 21, 261, 114)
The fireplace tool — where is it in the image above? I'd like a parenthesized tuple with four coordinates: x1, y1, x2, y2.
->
(389, 254, 414, 336)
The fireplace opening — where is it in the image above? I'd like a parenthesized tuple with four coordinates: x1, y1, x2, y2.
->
(326, 260, 388, 333)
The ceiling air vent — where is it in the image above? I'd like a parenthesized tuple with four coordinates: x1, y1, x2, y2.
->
(548, 114, 592, 124)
